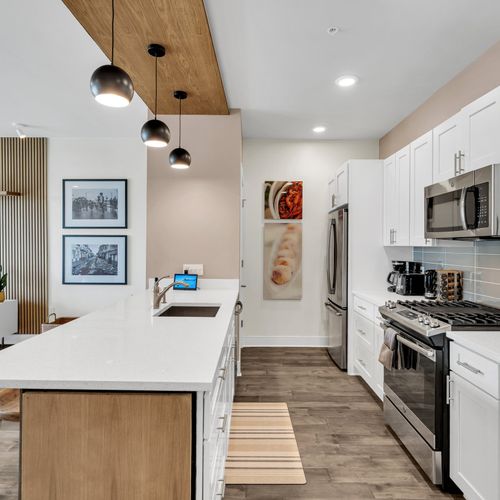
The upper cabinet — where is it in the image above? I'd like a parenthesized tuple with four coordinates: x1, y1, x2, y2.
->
(410, 132, 433, 246)
(330, 162, 349, 210)
(432, 113, 463, 183)
(462, 86, 500, 171)
(432, 86, 500, 183)
(383, 148, 410, 246)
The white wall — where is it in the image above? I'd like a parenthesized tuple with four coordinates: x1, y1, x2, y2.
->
(48, 138, 147, 317)
(241, 139, 379, 346)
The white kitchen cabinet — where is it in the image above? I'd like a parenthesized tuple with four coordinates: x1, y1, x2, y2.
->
(383, 147, 410, 246)
(462, 85, 500, 172)
(329, 162, 349, 209)
(410, 132, 433, 246)
(383, 155, 397, 245)
(351, 293, 384, 401)
(432, 113, 464, 183)
(449, 371, 500, 500)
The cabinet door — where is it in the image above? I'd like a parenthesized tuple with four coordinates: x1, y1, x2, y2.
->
(335, 163, 349, 207)
(432, 113, 463, 182)
(462, 86, 500, 172)
(394, 146, 410, 246)
(410, 132, 433, 246)
(383, 155, 397, 245)
(373, 324, 384, 400)
(328, 178, 336, 210)
(450, 371, 500, 500)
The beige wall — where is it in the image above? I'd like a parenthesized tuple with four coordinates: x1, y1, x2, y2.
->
(147, 111, 241, 280)
(380, 40, 500, 159)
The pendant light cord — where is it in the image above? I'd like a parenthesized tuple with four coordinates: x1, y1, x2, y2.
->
(154, 56, 158, 118)
(178, 98, 182, 148)
(111, 0, 115, 65)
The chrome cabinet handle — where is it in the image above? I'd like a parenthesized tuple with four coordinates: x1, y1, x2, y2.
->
(446, 375, 453, 405)
(457, 359, 484, 375)
(216, 479, 226, 497)
(217, 414, 228, 433)
(218, 367, 226, 380)
(454, 152, 459, 176)
(357, 328, 366, 336)
(357, 305, 366, 311)
(458, 150, 465, 173)
(393, 229, 397, 244)
(357, 358, 366, 367)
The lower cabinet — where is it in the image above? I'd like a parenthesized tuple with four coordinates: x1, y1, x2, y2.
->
(203, 317, 235, 499)
(449, 350, 500, 500)
(351, 294, 384, 400)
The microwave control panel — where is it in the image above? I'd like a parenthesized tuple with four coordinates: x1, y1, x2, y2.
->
(475, 182, 489, 228)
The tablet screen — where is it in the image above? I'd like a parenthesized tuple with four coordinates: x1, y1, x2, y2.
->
(173, 273, 198, 290)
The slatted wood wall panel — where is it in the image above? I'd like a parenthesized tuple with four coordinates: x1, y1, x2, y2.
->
(0, 138, 48, 334)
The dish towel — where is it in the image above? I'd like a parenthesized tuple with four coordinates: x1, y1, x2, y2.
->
(378, 328, 398, 370)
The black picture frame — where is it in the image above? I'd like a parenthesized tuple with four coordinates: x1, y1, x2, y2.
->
(62, 179, 128, 229)
(62, 235, 128, 285)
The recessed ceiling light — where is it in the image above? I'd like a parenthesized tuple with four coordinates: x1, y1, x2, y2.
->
(335, 75, 359, 88)
(313, 126, 326, 133)
(327, 26, 340, 36)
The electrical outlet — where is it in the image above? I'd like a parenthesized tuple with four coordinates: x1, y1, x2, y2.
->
(183, 264, 204, 276)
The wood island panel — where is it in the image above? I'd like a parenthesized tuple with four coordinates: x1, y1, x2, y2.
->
(21, 391, 192, 500)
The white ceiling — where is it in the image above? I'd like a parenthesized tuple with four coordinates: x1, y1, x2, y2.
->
(0, 0, 147, 138)
(204, 0, 500, 140)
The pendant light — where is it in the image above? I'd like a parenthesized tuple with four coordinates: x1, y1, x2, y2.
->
(141, 44, 170, 148)
(90, 0, 134, 107)
(169, 90, 191, 169)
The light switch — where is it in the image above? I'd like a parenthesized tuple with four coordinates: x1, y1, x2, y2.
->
(183, 264, 204, 276)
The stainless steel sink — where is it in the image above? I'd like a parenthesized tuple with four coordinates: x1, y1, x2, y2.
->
(157, 305, 220, 317)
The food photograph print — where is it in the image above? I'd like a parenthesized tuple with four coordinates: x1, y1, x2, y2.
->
(264, 181, 303, 220)
(263, 223, 302, 300)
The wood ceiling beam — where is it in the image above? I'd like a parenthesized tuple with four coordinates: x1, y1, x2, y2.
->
(62, 0, 228, 115)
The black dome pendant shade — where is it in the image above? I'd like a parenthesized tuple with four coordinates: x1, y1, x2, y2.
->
(170, 90, 191, 169)
(141, 44, 170, 148)
(90, 0, 134, 107)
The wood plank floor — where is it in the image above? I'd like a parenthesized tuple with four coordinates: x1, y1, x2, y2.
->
(0, 348, 463, 500)
(225, 347, 463, 500)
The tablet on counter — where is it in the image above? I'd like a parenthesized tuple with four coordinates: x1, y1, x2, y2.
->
(173, 273, 198, 290)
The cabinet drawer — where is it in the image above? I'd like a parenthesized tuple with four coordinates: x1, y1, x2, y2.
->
(353, 295, 375, 321)
(450, 343, 499, 399)
(354, 334, 373, 382)
(353, 312, 374, 350)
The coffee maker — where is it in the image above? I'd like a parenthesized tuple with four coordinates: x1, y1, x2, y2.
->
(387, 261, 423, 293)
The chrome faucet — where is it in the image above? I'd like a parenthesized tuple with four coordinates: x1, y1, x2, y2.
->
(153, 276, 189, 309)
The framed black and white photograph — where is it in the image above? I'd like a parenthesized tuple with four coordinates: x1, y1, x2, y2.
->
(63, 179, 127, 228)
(63, 235, 127, 285)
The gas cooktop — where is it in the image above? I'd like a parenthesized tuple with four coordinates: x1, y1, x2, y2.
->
(398, 300, 500, 329)
(379, 299, 500, 337)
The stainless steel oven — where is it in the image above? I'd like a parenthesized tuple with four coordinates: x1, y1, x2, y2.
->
(380, 320, 444, 485)
(425, 164, 500, 239)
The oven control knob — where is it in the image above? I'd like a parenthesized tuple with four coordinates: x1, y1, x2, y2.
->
(430, 319, 440, 328)
(423, 316, 430, 325)
(417, 315, 424, 323)
(385, 300, 396, 309)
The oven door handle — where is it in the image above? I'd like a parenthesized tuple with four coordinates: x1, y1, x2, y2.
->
(396, 334, 435, 361)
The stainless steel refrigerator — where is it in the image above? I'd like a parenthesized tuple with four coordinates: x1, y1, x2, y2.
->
(325, 206, 348, 370)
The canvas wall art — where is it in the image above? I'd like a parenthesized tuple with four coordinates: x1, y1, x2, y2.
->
(63, 179, 127, 228)
(63, 235, 127, 285)
(264, 181, 303, 220)
(263, 223, 302, 300)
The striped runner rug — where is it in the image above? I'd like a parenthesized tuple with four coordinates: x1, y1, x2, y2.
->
(225, 402, 307, 485)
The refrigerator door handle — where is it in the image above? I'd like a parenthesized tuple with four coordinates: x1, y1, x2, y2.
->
(332, 220, 337, 293)
(325, 302, 343, 316)
(326, 221, 332, 293)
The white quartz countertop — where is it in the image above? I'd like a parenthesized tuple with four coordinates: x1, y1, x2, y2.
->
(353, 289, 426, 307)
(0, 281, 239, 392)
(447, 331, 500, 364)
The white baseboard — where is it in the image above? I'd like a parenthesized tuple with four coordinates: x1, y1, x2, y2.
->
(241, 336, 329, 347)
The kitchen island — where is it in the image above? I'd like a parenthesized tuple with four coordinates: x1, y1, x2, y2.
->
(0, 279, 239, 500)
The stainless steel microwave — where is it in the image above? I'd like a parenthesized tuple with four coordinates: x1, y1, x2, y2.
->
(425, 164, 500, 239)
